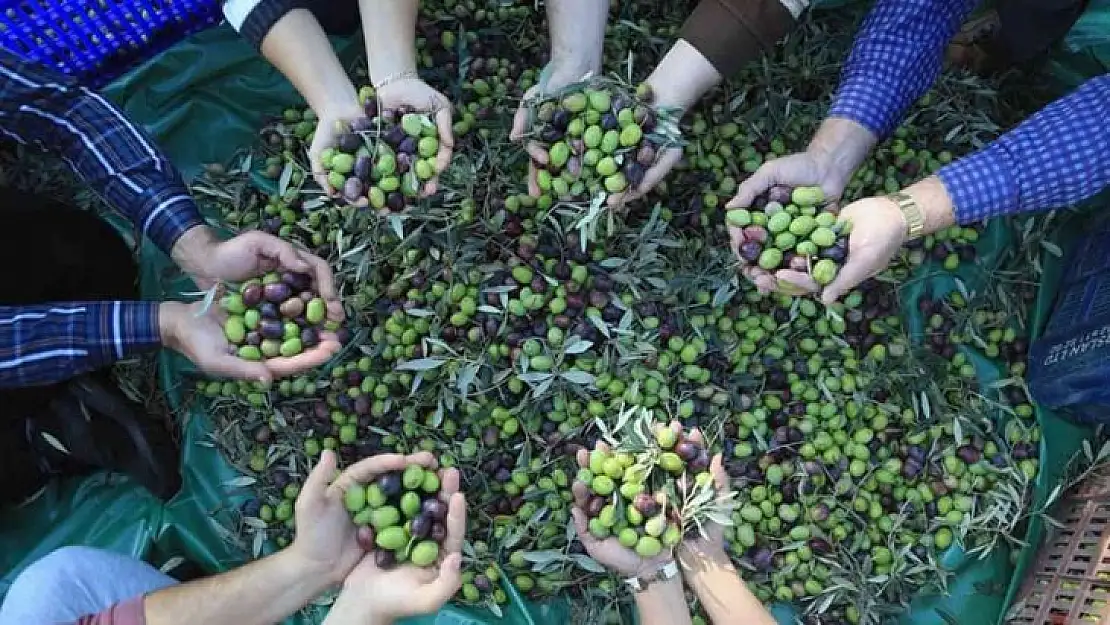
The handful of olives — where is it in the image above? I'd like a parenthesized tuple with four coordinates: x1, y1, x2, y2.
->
(221, 271, 329, 361)
(727, 185, 849, 289)
(321, 86, 440, 211)
(345, 463, 448, 568)
(578, 423, 720, 558)
(524, 79, 675, 200)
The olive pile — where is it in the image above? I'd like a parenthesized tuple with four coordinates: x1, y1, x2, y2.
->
(220, 271, 329, 361)
(524, 79, 675, 199)
(580, 425, 715, 557)
(345, 463, 449, 568)
(727, 185, 848, 288)
(320, 92, 441, 211)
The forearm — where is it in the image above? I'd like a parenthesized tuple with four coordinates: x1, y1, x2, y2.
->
(633, 578, 693, 625)
(679, 549, 776, 625)
(0, 49, 203, 255)
(935, 74, 1110, 223)
(322, 593, 391, 625)
(828, 0, 977, 138)
(547, 0, 609, 75)
(0, 301, 162, 389)
(360, 0, 419, 85)
(145, 549, 332, 625)
(258, 8, 360, 118)
(808, 117, 879, 188)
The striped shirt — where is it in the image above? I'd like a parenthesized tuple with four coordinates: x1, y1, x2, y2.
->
(0, 49, 201, 388)
(829, 0, 1110, 223)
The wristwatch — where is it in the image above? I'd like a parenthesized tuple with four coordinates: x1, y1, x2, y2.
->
(624, 561, 679, 592)
(887, 191, 925, 242)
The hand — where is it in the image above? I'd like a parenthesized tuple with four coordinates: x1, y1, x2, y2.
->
(377, 78, 454, 196)
(173, 228, 344, 324)
(678, 450, 730, 562)
(159, 299, 340, 383)
(324, 453, 465, 625)
(286, 450, 365, 585)
(605, 142, 683, 209)
(309, 100, 366, 195)
(571, 441, 675, 578)
(511, 60, 597, 197)
(817, 196, 907, 304)
(729, 224, 821, 297)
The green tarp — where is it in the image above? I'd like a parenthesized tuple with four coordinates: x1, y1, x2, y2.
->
(0, 15, 1104, 625)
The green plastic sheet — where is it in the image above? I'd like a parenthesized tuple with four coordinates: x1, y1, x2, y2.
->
(0, 16, 1103, 625)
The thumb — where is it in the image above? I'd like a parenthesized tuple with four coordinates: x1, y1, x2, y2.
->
(820, 253, 873, 305)
(418, 553, 462, 613)
(302, 449, 339, 500)
(197, 351, 273, 385)
(511, 105, 530, 141)
(727, 163, 778, 208)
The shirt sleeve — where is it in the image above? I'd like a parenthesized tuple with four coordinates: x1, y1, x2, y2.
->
(223, 0, 301, 49)
(828, 0, 979, 138)
(74, 596, 148, 625)
(0, 49, 204, 256)
(0, 302, 162, 389)
(936, 74, 1110, 223)
(679, 0, 808, 79)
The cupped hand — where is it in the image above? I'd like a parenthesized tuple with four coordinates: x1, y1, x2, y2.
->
(727, 150, 849, 211)
(377, 78, 454, 196)
(324, 452, 465, 625)
(310, 100, 366, 195)
(818, 196, 907, 304)
(287, 450, 365, 585)
(606, 144, 683, 209)
(571, 442, 675, 578)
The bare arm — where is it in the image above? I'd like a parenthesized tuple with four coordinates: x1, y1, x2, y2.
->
(635, 577, 694, 625)
(546, 0, 609, 78)
(359, 0, 420, 85)
(678, 548, 776, 625)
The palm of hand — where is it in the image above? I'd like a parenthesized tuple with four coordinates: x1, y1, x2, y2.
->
(584, 535, 674, 578)
(296, 497, 363, 582)
(345, 558, 439, 617)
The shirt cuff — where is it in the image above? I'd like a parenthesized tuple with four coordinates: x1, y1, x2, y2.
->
(225, 0, 302, 49)
(828, 74, 902, 139)
(936, 145, 1019, 224)
(85, 301, 163, 370)
(138, 184, 205, 255)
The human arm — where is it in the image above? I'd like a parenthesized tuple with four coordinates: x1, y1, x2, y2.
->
(820, 75, 1110, 303)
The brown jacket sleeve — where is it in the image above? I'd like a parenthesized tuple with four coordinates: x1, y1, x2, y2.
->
(679, 0, 807, 78)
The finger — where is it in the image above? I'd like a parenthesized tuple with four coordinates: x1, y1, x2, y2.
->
(527, 162, 542, 198)
(295, 250, 340, 305)
(571, 481, 589, 508)
(246, 232, 313, 275)
(434, 108, 454, 174)
(329, 453, 410, 495)
(261, 343, 339, 378)
(774, 269, 819, 296)
(438, 467, 461, 497)
(442, 492, 466, 555)
(709, 454, 729, 493)
(686, 427, 704, 445)
(570, 507, 599, 549)
(728, 163, 778, 209)
(417, 552, 463, 613)
(595, 441, 610, 453)
(525, 141, 549, 165)
(420, 177, 439, 198)
(201, 353, 273, 385)
(510, 105, 529, 141)
(821, 255, 873, 305)
(614, 148, 681, 209)
(302, 449, 338, 501)
(729, 226, 745, 259)
(405, 450, 439, 470)
(576, 446, 589, 470)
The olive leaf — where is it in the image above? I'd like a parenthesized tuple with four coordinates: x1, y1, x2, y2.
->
(394, 357, 447, 371)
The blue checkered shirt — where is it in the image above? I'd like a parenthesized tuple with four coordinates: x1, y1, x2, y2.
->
(829, 0, 1110, 223)
(0, 50, 201, 387)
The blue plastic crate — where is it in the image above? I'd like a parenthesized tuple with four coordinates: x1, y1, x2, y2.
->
(0, 0, 223, 87)
(1029, 212, 1110, 424)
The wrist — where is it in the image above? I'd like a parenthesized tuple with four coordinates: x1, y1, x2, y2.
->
(285, 541, 347, 587)
(808, 117, 878, 191)
(901, 176, 956, 236)
(157, 301, 187, 349)
(327, 583, 391, 625)
(171, 225, 219, 280)
(645, 39, 721, 114)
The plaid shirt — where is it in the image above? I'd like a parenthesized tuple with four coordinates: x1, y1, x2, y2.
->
(0, 50, 201, 388)
(829, 0, 1110, 223)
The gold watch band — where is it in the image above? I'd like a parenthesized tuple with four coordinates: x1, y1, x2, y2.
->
(888, 191, 925, 241)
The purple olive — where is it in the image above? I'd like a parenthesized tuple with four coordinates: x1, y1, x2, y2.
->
(810, 503, 830, 523)
(299, 290, 316, 303)
(241, 283, 263, 307)
(540, 127, 562, 143)
(377, 472, 403, 498)
(337, 133, 361, 153)
(624, 161, 646, 189)
(751, 546, 774, 571)
(585, 496, 606, 518)
(398, 136, 418, 156)
(483, 426, 500, 447)
(551, 109, 570, 130)
(258, 302, 280, 319)
(280, 297, 305, 318)
(354, 155, 373, 182)
(957, 445, 981, 464)
(474, 575, 492, 592)
(281, 272, 312, 291)
(739, 241, 763, 263)
(588, 290, 609, 309)
(387, 192, 406, 212)
(263, 282, 292, 304)
(633, 493, 660, 517)
(600, 113, 618, 131)
(375, 549, 397, 569)
(259, 319, 284, 340)
(246, 331, 262, 347)
(767, 185, 793, 205)
(566, 156, 582, 177)
(636, 143, 656, 167)
(689, 451, 710, 473)
(495, 467, 512, 482)
(383, 125, 405, 147)
(422, 498, 448, 521)
(363, 100, 379, 119)
(353, 395, 370, 415)
(343, 177, 364, 202)
(410, 514, 432, 539)
(822, 243, 848, 263)
(675, 440, 699, 463)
